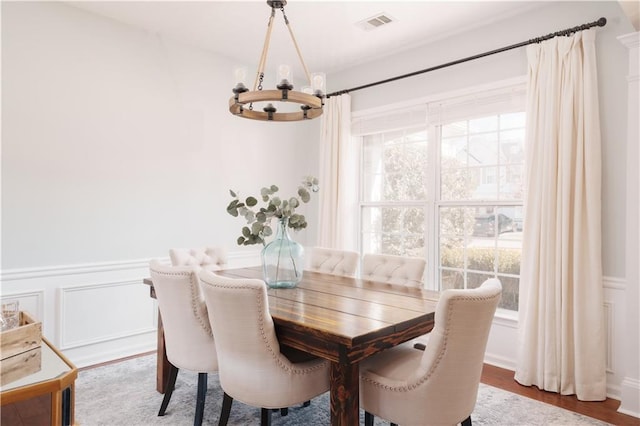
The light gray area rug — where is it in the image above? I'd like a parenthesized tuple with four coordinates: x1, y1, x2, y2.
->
(75, 354, 610, 426)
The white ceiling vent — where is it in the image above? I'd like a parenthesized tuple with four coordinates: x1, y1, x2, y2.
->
(356, 13, 396, 31)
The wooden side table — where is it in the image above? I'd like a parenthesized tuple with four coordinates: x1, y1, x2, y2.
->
(1, 337, 77, 426)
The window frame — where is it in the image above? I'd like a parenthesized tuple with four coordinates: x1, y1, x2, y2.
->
(355, 78, 526, 312)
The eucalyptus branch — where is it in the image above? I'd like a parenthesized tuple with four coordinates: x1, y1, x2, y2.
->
(226, 176, 319, 246)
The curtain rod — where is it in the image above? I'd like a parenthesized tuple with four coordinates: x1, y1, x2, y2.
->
(326, 17, 607, 98)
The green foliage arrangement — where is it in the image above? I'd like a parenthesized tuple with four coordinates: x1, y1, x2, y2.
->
(226, 176, 319, 246)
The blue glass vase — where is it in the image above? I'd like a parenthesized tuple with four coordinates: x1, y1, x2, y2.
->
(261, 218, 304, 288)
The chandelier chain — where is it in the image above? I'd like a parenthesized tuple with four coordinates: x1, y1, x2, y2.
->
(257, 73, 264, 91)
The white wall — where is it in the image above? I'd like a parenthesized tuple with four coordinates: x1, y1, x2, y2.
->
(1, 1, 321, 270)
(329, 0, 637, 408)
(1, 1, 320, 365)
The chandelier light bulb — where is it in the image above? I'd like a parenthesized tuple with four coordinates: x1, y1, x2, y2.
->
(234, 66, 248, 85)
(277, 64, 294, 90)
(233, 66, 249, 94)
(311, 72, 326, 95)
(278, 64, 291, 80)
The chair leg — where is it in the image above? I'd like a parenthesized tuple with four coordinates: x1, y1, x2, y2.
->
(218, 392, 233, 426)
(364, 411, 374, 426)
(413, 342, 426, 351)
(461, 415, 472, 426)
(194, 373, 207, 426)
(260, 408, 272, 426)
(158, 364, 179, 416)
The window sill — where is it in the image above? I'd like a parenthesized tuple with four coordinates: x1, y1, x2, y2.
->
(493, 308, 519, 328)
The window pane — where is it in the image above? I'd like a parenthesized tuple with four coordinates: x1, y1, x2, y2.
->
(468, 133, 498, 166)
(440, 239, 464, 269)
(441, 137, 466, 166)
(381, 233, 404, 255)
(362, 130, 428, 202)
(500, 130, 525, 165)
(469, 116, 497, 133)
(441, 269, 464, 290)
(497, 275, 519, 310)
(499, 165, 524, 200)
(470, 167, 498, 200)
(467, 271, 494, 289)
(497, 248, 521, 274)
(381, 207, 403, 233)
(467, 247, 495, 273)
(441, 168, 477, 201)
(362, 206, 425, 257)
(384, 143, 428, 200)
(439, 202, 523, 311)
(440, 207, 468, 238)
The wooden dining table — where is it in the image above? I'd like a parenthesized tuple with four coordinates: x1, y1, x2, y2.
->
(143, 266, 438, 426)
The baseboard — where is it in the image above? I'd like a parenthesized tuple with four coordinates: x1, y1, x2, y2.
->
(618, 377, 640, 418)
(65, 333, 157, 368)
(484, 354, 517, 372)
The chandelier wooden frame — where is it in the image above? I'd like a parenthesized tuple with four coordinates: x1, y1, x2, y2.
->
(229, 0, 324, 122)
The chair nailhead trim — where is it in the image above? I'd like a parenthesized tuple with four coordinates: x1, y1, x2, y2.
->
(200, 278, 328, 376)
(361, 292, 500, 393)
(150, 267, 213, 338)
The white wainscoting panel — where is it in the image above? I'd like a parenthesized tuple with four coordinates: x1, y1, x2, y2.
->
(0, 290, 45, 322)
(484, 310, 519, 371)
(59, 280, 156, 349)
(0, 251, 260, 368)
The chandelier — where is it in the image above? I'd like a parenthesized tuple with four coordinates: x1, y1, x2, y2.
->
(229, 0, 325, 122)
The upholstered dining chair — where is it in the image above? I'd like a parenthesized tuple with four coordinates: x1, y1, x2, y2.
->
(149, 260, 219, 426)
(198, 270, 330, 426)
(307, 247, 360, 277)
(169, 246, 228, 271)
(359, 278, 502, 426)
(361, 253, 426, 287)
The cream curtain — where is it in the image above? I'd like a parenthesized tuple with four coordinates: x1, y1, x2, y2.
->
(317, 94, 358, 250)
(515, 29, 606, 401)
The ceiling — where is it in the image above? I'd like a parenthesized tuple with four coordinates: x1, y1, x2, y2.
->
(67, 1, 546, 77)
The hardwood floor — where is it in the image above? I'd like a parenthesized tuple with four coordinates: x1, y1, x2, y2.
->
(481, 364, 640, 425)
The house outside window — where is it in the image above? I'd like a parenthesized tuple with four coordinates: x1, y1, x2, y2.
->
(356, 81, 526, 311)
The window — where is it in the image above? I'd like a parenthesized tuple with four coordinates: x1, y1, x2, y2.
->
(356, 82, 526, 311)
(361, 127, 428, 257)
